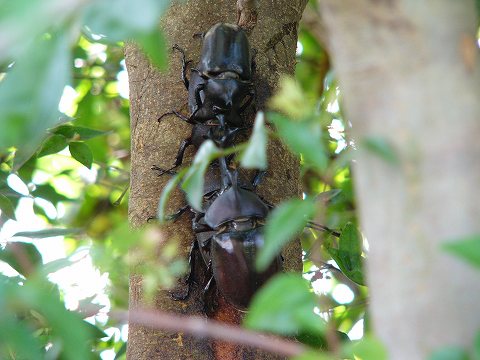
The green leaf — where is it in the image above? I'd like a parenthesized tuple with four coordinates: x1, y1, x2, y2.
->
(344, 336, 388, 360)
(115, 342, 128, 359)
(269, 112, 327, 171)
(83, 0, 169, 38)
(245, 273, 325, 335)
(181, 140, 221, 211)
(295, 329, 349, 350)
(51, 124, 108, 140)
(269, 76, 310, 120)
(158, 169, 188, 223)
(40, 258, 73, 275)
(257, 198, 316, 271)
(82, 0, 169, 69)
(0, 193, 16, 220)
(443, 235, 480, 268)
(32, 183, 73, 204)
(0, 313, 44, 360)
(0, 241, 43, 277)
(240, 112, 268, 170)
(69, 142, 93, 168)
(83, 321, 107, 339)
(362, 137, 399, 165)
(13, 146, 37, 172)
(0, 1, 73, 60)
(316, 189, 342, 204)
(181, 164, 209, 212)
(0, 31, 71, 152)
(474, 330, 480, 360)
(428, 347, 469, 360)
(292, 352, 334, 360)
(37, 134, 68, 157)
(1, 278, 98, 360)
(13, 228, 82, 238)
(109, 223, 145, 253)
(338, 222, 362, 254)
(136, 30, 168, 70)
(327, 223, 365, 285)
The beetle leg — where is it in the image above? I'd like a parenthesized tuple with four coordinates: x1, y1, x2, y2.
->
(170, 240, 198, 301)
(158, 110, 196, 124)
(199, 236, 211, 251)
(224, 126, 246, 143)
(172, 44, 191, 89)
(203, 271, 218, 315)
(238, 87, 255, 114)
(258, 194, 275, 210)
(192, 83, 206, 116)
(251, 48, 257, 78)
(145, 207, 189, 222)
(193, 221, 213, 233)
(174, 137, 192, 165)
(193, 32, 205, 39)
(165, 204, 191, 222)
(251, 170, 267, 189)
(151, 164, 177, 176)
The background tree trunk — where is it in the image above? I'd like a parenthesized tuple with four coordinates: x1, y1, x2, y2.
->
(319, 0, 480, 358)
(125, 0, 307, 358)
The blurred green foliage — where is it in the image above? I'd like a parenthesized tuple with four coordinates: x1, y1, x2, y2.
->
(0, 0, 376, 359)
(0, 0, 174, 358)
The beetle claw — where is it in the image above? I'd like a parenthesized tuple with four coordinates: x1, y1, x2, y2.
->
(151, 165, 177, 176)
(169, 289, 189, 301)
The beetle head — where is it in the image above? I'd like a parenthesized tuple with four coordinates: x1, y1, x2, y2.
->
(204, 181, 269, 229)
(205, 78, 251, 112)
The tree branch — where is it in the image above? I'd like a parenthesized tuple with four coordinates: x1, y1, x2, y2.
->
(112, 308, 306, 358)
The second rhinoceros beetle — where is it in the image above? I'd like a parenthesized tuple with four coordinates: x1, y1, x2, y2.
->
(202, 168, 281, 311)
(172, 155, 280, 312)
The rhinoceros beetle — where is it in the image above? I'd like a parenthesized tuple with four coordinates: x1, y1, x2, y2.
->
(201, 167, 281, 311)
(168, 153, 280, 312)
(166, 23, 255, 126)
(154, 23, 255, 175)
(168, 160, 267, 304)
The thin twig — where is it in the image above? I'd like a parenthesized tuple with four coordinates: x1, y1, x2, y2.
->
(111, 309, 307, 358)
(306, 221, 341, 237)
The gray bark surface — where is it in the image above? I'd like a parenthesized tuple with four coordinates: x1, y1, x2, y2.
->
(319, 0, 480, 358)
(126, 0, 307, 358)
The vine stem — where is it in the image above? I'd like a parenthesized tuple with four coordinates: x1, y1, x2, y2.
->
(111, 308, 307, 357)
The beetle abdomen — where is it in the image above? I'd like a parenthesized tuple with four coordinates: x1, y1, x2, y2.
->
(211, 228, 282, 310)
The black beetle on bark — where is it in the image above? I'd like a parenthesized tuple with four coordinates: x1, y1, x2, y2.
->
(201, 160, 281, 311)
(154, 23, 255, 176)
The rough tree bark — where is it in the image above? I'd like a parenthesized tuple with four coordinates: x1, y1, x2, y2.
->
(319, 0, 480, 358)
(125, 0, 307, 359)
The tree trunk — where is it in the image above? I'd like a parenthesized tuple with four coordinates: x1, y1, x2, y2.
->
(125, 0, 307, 358)
(319, 0, 480, 358)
